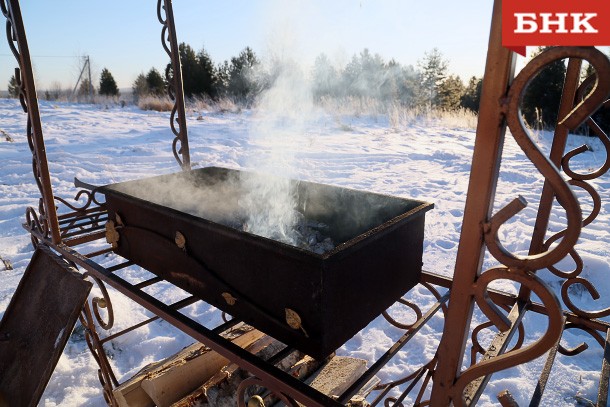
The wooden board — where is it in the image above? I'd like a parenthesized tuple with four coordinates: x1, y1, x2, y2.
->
(0, 246, 92, 407)
(141, 325, 265, 407)
(113, 323, 264, 407)
(171, 336, 303, 407)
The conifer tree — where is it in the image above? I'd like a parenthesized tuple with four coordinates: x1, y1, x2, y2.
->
(7, 75, 19, 98)
(146, 68, 165, 96)
(228, 47, 259, 103)
(171, 43, 218, 98)
(312, 53, 337, 100)
(99, 68, 119, 96)
(418, 48, 448, 108)
(174, 43, 198, 97)
(437, 75, 464, 111)
(132, 73, 148, 100)
(78, 78, 94, 98)
(215, 60, 230, 97)
(521, 47, 565, 128)
(197, 47, 217, 98)
(461, 76, 483, 113)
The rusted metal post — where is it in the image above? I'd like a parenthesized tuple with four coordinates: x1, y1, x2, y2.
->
(3, 0, 61, 244)
(158, 0, 191, 170)
(429, 0, 516, 403)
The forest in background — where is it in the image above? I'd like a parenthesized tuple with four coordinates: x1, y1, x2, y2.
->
(6, 45, 610, 131)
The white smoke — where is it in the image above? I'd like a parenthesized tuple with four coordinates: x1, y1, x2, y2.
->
(237, 25, 320, 246)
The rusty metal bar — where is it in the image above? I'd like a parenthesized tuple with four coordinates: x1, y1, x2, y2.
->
(84, 247, 114, 259)
(337, 291, 450, 404)
(157, 0, 191, 170)
(463, 301, 528, 405)
(211, 317, 242, 334)
(133, 276, 163, 289)
(4, 0, 61, 244)
(58, 212, 106, 226)
(430, 0, 516, 402)
(424, 271, 610, 335)
(62, 230, 106, 247)
(62, 224, 105, 239)
(598, 329, 610, 406)
(55, 242, 342, 407)
(266, 345, 294, 366)
(57, 206, 106, 221)
(81, 299, 119, 392)
(529, 318, 565, 407)
(105, 261, 133, 273)
(59, 216, 108, 232)
(382, 364, 429, 406)
(100, 296, 198, 344)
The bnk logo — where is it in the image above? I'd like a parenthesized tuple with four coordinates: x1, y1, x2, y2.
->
(502, 0, 610, 56)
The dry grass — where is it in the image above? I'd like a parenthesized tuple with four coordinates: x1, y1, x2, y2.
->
(134, 95, 242, 114)
(138, 96, 174, 112)
(317, 96, 479, 130)
(131, 93, 479, 131)
(213, 97, 241, 113)
(187, 96, 241, 114)
(317, 96, 389, 117)
(388, 104, 479, 130)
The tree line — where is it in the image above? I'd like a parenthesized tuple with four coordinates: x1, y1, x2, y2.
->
(6, 44, 609, 132)
(132, 44, 262, 106)
(8, 67, 119, 101)
(131, 45, 484, 113)
(130, 44, 609, 132)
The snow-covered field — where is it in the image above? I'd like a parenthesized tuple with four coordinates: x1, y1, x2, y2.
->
(1, 97, 609, 406)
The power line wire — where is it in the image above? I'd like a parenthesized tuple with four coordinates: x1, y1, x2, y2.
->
(0, 54, 78, 58)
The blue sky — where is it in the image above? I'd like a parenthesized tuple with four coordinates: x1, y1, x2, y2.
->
(1, 1, 494, 91)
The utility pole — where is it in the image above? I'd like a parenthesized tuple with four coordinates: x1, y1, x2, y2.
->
(87, 56, 93, 102)
(70, 55, 93, 102)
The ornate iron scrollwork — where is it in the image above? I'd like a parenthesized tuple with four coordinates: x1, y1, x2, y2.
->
(157, 0, 191, 170)
(433, 42, 610, 406)
(450, 47, 610, 406)
(1, 0, 62, 243)
(79, 274, 118, 406)
(553, 75, 610, 321)
(236, 376, 299, 407)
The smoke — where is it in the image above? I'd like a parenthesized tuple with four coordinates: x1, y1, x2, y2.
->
(237, 19, 321, 246)
(110, 2, 419, 252)
(110, 49, 326, 249)
(107, 171, 245, 226)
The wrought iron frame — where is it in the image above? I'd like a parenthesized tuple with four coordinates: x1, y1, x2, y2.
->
(3, 0, 610, 404)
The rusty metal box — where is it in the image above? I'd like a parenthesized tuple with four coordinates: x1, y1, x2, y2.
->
(99, 167, 432, 359)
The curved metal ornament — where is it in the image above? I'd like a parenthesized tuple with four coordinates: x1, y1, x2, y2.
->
(2, 0, 61, 243)
(454, 269, 564, 406)
(157, 0, 191, 170)
(431, 16, 610, 402)
(236, 376, 299, 407)
(450, 47, 610, 405)
(555, 73, 610, 320)
(78, 273, 118, 406)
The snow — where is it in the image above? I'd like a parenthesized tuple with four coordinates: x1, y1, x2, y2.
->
(1, 97, 609, 406)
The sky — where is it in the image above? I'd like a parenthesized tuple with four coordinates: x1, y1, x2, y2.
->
(0, 0, 494, 91)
